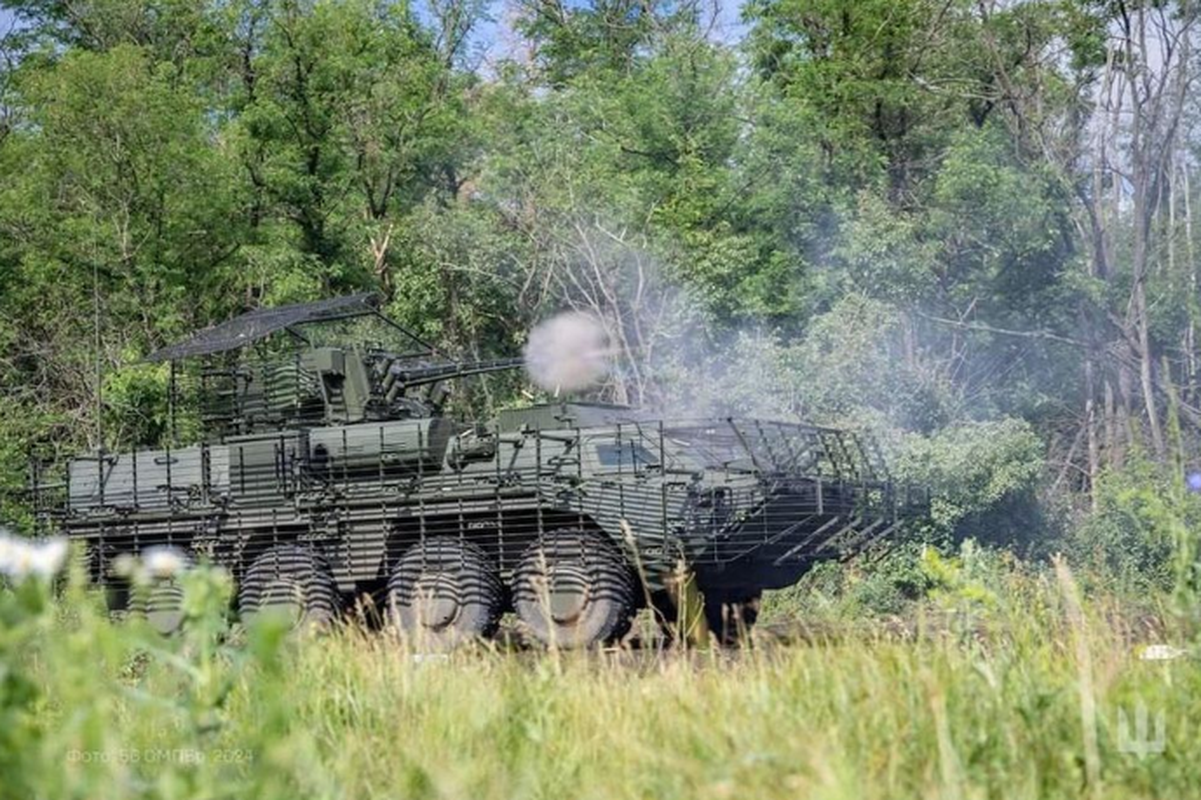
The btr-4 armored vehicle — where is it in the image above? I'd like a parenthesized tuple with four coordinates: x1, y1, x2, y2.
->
(31, 294, 924, 647)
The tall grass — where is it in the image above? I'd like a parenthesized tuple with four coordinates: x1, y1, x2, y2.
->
(3, 553, 1197, 800)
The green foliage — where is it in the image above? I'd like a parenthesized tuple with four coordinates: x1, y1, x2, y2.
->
(514, 0, 696, 85)
(764, 539, 1013, 621)
(0, 570, 54, 800)
(101, 363, 172, 448)
(13, 43, 242, 320)
(920, 539, 1003, 615)
(838, 192, 939, 303)
(778, 542, 937, 618)
(229, 0, 460, 281)
(1069, 454, 1201, 598)
(2, 554, 1200, 798)
(893, 419, 1046, 545)
(744, 0, 986, 195)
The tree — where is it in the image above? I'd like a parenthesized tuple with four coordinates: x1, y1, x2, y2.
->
(0, 45, 242, 450)
(225, 0, 469, 298)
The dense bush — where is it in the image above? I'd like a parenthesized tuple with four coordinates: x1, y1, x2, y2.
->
(892, 419, 1047, 548)
(1068, 454, 1201, 597)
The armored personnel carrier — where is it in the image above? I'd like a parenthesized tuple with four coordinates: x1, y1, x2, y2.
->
(31, 294, 925, 647)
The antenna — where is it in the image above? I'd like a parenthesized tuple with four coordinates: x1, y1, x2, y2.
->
(93, 259, 103, 451)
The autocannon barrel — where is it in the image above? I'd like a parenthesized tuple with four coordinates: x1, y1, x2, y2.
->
(384, 357, 525, 400)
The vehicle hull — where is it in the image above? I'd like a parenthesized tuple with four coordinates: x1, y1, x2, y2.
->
(34, 412, 923, 606)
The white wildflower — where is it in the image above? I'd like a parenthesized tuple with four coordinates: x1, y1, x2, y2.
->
(7, 539, 34, 579)
(27, 538, 68, 580)
(0, 530, 67, 582)
(112, 553, 139, 579)
(1140, 644, 1188, 661)
(142, 546, 188, 579)
(0, 533, 20, 576)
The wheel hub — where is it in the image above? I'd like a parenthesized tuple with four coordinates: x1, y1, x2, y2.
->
(415, 575, 460, 630)
(259, 579, 306, 627)
(547, 566, 590, 624)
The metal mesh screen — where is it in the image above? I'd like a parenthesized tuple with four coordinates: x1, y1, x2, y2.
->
(145, 294, 385, 362)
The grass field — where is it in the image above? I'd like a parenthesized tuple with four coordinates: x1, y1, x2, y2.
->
(2, 555, 1198, 800)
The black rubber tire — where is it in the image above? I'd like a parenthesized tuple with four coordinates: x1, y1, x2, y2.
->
(92, 547, 134, 619)
(512, 530, 636, 649)
(126, 551, 193, 635)
(238, 545, 339, 630)
(129, 578, 188, 635)
(703, 591, 762, 646)
(386, 538, 504, 652)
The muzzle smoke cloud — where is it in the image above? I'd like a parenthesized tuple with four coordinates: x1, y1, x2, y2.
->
(523, 312, 611, 393)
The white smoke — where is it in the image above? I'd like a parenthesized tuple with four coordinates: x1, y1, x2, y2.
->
(523, 311, 612, 393)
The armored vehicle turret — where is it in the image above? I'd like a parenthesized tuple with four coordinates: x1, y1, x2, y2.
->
(31, 294, 925, 647)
